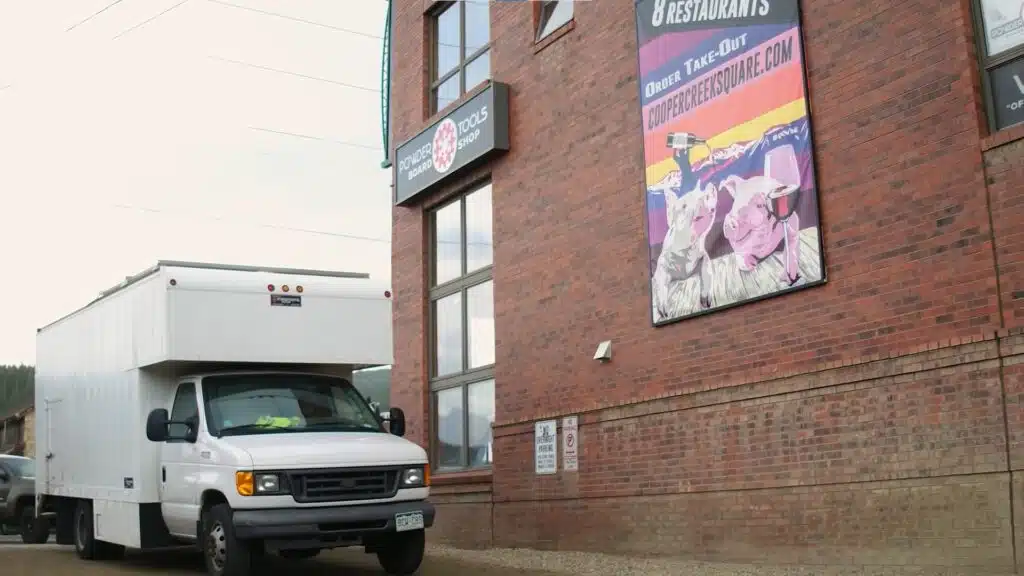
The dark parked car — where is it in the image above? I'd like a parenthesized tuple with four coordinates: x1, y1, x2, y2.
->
(0, 455, 49, 543)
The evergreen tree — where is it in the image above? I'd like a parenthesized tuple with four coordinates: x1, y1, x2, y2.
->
(0, 364, 34, 417)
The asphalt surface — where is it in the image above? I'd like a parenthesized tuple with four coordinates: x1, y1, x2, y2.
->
(0, 542, 565, 575)
(0, 538, 1016, 575)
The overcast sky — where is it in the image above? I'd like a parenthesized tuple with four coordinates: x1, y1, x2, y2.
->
(0, 0, 392, 365)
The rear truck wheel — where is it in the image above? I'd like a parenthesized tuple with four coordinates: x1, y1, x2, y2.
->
(72, 500, 125, 560)
(376, 529, 426, 575)
(73, 500, 96, 560)
(202, 503, 262, 576)
(278, 548, 321, 560)
(19, 506, 50, 544)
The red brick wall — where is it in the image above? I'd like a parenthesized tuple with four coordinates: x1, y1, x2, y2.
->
(389, 0, 1024, 568)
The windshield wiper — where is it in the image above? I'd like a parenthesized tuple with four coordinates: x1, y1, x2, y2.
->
(217, 423, 302, 437)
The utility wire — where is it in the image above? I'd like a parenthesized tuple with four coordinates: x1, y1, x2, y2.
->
(66, 0, 129, 32)
(204, 0, 382, 40)
(207, 55, 379, 93)
(110, 202, 393, 243)
(112, 0, 190, 40)
(202, 0, 462, 51)
(249, 127, 381, 151)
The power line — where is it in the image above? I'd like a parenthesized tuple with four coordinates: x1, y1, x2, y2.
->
(112, 0, 190, 40)
(204, 0, 382, 40)
(249, 127, 381, 151)
(66, 0, 129, 32)
(207, 55, 379, 93)
(109, 202, 393, 243)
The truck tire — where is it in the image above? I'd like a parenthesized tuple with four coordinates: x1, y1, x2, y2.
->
(202, 503, 261, 576)
(73, 500, 126, 561)
(376, 529, 426, 575)
(19, 507, 50, 544)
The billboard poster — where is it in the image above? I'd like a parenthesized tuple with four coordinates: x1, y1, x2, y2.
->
(635, 0, 826, 325)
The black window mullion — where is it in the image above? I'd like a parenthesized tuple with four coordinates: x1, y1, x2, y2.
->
(459, 1, 467, 96)
(462, 383, 470, 468)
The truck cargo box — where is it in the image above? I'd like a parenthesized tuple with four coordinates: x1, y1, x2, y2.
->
(35, 261, 393, 513)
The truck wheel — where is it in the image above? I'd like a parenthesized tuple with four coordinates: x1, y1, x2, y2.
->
(71, 500, 126, 560)
(376, 529, 425, 575)
(202, 503, 259, 576)
(73, 501, 96, 560)
(278, 548, 320, 560)
(19, 507, 50, 544)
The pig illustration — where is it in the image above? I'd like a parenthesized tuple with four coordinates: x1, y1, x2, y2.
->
(720, 174, 801, 285)
(652, 180, 719, 316)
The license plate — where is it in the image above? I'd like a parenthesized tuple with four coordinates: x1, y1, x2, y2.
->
(394, 511, 424, 532)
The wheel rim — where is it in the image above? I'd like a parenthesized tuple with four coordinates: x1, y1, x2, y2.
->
(207, 521, 227, 571)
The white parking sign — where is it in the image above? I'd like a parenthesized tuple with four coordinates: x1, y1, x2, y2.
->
(563, 416, 579, 472)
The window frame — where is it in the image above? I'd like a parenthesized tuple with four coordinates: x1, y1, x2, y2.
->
(167, 382, 198, 444)
(427, 180, 495, 473)
(971, 0, 1024, 133)
(429, 0, 492, 115)
(535, 0, 575, 43)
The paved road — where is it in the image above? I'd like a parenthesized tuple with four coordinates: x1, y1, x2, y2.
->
(0, 541, 1015, 576)
(0, 544, 565, 575)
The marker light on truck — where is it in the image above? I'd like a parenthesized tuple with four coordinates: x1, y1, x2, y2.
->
(267, 284, 275, 292)
(236, 471, 254, 496)
(296, 285, 304, 293)
(282, 285, 290, 292)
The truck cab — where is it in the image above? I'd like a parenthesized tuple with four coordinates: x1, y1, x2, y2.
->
(146, 370, 432, 576)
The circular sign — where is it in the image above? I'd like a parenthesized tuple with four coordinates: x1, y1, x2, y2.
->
(432, 118, 459, 174)
(566, 433, 575, 448)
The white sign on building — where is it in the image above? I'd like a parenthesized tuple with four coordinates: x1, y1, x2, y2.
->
(562, 415, 578, 472)
(534, 419, 557, 475)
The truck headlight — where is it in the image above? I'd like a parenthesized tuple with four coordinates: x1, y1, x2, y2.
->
(400, 465, 430, 488)
(236, 471, 288, 496)
(255, 474, 280, 493)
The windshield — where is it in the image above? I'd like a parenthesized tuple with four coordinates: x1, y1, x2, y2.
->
(4, 458, 34, 478)
(201, 374, 384, 437)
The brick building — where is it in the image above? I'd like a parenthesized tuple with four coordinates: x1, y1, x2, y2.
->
(384, 0, 1024, 570)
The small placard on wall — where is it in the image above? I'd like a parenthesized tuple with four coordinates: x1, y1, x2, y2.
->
(562, 415, 578, 472)
(534, 420, 557, 475)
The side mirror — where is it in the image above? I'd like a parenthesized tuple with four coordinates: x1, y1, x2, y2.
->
(146, 409, 170, 442)
(0, 471, 8, 482)
(387, 407, 406, 437)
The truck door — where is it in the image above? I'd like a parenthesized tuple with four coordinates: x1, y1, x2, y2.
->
(160, 382, 201, 537)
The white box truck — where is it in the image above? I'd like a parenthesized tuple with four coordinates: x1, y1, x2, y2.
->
(33, 261, 434, 576)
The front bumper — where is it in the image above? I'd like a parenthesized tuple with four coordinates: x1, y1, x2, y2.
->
(232, 500, 435, 540)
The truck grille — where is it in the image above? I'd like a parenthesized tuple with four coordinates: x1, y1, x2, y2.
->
(289, 467, 400, 503)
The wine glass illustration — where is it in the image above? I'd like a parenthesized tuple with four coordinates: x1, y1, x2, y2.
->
(764, 144, 802, 283)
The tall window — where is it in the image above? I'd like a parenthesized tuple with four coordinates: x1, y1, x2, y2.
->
(430, 182, 495, 472)
(973, 0, 1024, 132)
(536, 0, 574, 42)
(431, 0, 491, 113)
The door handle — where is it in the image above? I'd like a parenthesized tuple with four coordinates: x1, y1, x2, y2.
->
(162, 467, 166, 482)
